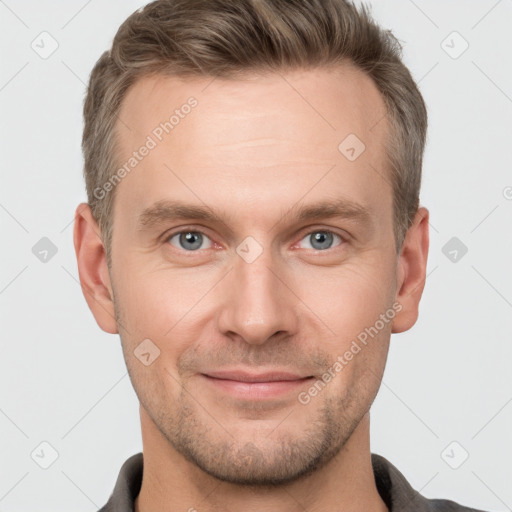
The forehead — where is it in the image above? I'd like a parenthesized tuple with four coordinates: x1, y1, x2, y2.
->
(113, 64, 391, 226)
(118, 64, 388, 152)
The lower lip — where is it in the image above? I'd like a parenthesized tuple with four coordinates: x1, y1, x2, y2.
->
(202, 375, 314, 400)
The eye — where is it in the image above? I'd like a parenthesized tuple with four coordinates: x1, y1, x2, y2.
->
(166, 230, 212, 251)
(297, 230, 343, 251)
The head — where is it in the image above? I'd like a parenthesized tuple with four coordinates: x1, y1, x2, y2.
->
(74, 0, 429, 486)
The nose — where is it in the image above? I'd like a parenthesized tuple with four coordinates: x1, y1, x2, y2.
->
(216, 243, 299, 346)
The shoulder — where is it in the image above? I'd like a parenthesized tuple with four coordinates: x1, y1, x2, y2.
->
(423, 498, 489, 512)
(371, 453, 490, 512)
(97, 452, 144, 512)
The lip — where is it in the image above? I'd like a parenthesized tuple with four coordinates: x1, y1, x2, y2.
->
(201, 370, 315, 400)
(203, 370, 311, 382)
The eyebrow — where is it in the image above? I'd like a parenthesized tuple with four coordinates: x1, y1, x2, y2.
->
(137, 198, 373, 233)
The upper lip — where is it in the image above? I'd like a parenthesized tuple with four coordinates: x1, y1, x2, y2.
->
(202, 370, 313, 383)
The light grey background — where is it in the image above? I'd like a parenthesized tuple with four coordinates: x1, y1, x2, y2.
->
(1, 0, 511, 510)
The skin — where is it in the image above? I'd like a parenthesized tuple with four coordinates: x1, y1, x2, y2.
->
(74, 63, 429, 512)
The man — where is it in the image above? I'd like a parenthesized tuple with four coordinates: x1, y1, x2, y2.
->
(73, 0, 487, 510)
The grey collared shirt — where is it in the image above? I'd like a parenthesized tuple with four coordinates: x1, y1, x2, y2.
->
(98, 452, 487, 511)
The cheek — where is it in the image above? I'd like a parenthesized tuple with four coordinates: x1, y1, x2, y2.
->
(292, 259, 395, 387)
(117, 268, 193, 322)
(114, 268, 214, 364)
(299, 259, 395, 328)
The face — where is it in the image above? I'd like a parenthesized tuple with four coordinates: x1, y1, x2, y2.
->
(81, 64, 422, 486)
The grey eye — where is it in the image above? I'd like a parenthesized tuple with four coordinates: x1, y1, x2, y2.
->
(299, 231, 342, 251)
(168, 231, 212, 251)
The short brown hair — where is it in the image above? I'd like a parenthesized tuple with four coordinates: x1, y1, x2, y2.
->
(82, 0, 428, 266)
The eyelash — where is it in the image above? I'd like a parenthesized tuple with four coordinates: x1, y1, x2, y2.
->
(162, 227, 346, 254)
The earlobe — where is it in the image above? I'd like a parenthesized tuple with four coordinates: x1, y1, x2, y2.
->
(73, 203, 119, 334)
(391, 206, 430, 334)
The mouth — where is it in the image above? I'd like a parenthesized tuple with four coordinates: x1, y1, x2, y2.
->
(200, 370, 315, 400)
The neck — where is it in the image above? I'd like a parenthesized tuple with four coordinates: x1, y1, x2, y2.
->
(134, 407, 388, 512)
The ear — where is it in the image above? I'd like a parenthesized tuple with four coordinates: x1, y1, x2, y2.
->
(391, 206, 430, 334)
(73, 202, 118, 334)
